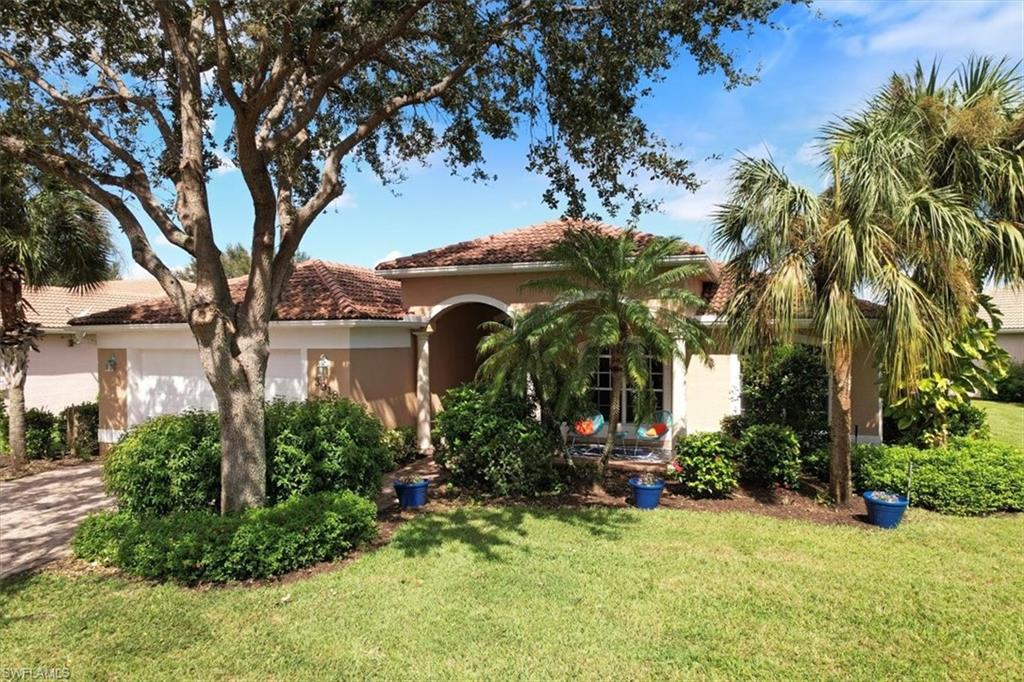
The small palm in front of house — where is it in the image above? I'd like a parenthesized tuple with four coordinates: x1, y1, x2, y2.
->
(0, 163, 118, 467)
(504, 226, 712, 472)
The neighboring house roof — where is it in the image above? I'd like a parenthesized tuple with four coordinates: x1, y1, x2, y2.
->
(21, 279, 169, 330)
(700, 263, 883, 318)
(70, 260, 406, 327)
(982, 285, 1024, 330)
(375, 219, 705, 272)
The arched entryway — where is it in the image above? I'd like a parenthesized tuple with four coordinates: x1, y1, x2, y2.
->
(428, 301, 510, 398)
(413, 295, 511, 452)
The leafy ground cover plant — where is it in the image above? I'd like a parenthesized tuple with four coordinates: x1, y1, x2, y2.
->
(73, 491, 376, 584)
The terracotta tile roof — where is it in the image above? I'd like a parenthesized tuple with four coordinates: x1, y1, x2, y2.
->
(375, 219, 705, 272)
(701, 263, 882, 318)
(70, 260, 406, 326)
(982, 285, 1024, 330)
(20, 280, 169, 329)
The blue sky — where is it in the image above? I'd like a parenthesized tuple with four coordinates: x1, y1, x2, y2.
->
(123, 0, 1024, 277)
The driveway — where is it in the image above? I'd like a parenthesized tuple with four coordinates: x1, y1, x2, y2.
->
(0, 462, 112, 579)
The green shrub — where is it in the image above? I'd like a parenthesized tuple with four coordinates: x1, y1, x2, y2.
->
(0, 400, 8, 454)
(265, 398, 392, 501)
(737, 424, 802, 488)
(739, 345, 830, 454)
(382, 426, 418, 463)
(60, 401, 99, 458)
(105, 397, 392, 517)
(988, 361, 1024, 403)
(104, 411, 221, 515)
(853, 439, 1024, 515)
(72, 491, 377, 583)
(25, 408, 61, 459)
(434, 383, 557, 496)
(666, 432, 738, 497)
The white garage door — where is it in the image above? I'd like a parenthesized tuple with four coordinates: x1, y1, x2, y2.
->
(129, 349, 305, 425)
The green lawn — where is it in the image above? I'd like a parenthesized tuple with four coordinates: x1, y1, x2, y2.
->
(2, 506, 1022, 680)
(976, 400, 1024, 449)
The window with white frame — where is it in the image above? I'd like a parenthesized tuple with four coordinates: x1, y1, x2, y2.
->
(590, 352, 665, 425)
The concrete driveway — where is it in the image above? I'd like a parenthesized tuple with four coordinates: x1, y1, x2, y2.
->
(0, 462, 112, 579)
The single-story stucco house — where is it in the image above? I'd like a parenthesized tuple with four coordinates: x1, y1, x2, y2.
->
(69, 220, 885, 453)
(2, 279, 169, 413)
(982, 285, 1024, 363)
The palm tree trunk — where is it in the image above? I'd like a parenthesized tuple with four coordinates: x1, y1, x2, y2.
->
(1, 343, 28, 467)
(829, 345, 853, 506)
(602, 352, 624, 472)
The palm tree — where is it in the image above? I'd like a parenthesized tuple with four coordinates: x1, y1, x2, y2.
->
(713, 57, 1024, 505)
(516, 226, 711, 471)
(0, 161, 117, 466)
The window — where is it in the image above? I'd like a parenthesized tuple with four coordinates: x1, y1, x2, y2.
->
(590, 353, 665, 425)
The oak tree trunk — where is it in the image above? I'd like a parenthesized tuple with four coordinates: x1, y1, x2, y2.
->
(215, 381, 267, 513)
(829, 345, 853, 506)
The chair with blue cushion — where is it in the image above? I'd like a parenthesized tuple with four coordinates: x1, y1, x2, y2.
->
(633, 410, 672, 456)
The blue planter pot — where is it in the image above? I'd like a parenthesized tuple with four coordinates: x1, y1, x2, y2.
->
(628, 477, 665, 510)
(394, 480, 429, 508)
(863, 491, 909, 529)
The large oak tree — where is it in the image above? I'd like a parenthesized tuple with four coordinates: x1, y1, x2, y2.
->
(0, 0, 792, 512)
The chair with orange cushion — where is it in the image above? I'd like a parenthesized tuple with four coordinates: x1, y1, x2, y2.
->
(570, 413, 605, 452)
(633, 410, 672, 456)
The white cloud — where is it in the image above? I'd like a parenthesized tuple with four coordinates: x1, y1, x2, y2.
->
(833, 1, 1023, 57)
(125, 262, 159, 281)
(327, 193, 357, 210)
(795, 140, 820, 166)
(662, 142, 776, 224)
(375, 249, 403, 265)
(213, 149, 237, 176)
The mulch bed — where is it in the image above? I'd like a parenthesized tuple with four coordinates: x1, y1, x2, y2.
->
(0, 455, 98, 482)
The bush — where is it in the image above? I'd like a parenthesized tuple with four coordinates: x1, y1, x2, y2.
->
(737, 424, 802, 488)
(853, 439, 1024, 516)
(434, 383, 557, 496)
(25, 408, 61, 460)
(105, 397, 392, 517)
(104, 411, 221, 515)
(382, 425, 418, 463)
(666, 432, 738, 497)
(988, 361, 1024, 403)
(72, 490, 376, 583)
(61, 401, 99, 458)
(265, 398, 392, 502)
(739, 345, 830, 454)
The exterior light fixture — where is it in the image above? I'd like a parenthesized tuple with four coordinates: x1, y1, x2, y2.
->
(315, 354, 331, 390)
(105, 354, 118, 373)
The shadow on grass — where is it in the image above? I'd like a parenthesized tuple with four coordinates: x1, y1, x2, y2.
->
(390, 505, 639, 562)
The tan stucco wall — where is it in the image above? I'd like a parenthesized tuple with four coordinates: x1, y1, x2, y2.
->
(850, 343, 882, 440)
(97, 348, 127, 433)
(307, 347, 416, 428)
(685, 350, 737, 434)
(997, 331, 1024, 363)
(427, 303, 506, 408)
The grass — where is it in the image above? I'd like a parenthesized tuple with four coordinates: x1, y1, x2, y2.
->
(975, 400, 1024, 449)
(2, 506, 1022, 680)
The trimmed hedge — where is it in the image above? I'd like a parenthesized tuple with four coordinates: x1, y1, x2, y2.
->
(667, 432, 738, 498)
(853, 438, 1024, 516)
(737, 424, 802, 488)
(435, 383, 557, 496)
(73, 491, 376, 583)
(105, 398, 392, 517)
(25, 408, 61, 460)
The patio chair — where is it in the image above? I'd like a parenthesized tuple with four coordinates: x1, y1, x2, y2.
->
(569, 413, 605, 453)
(633, 410, 672, 456)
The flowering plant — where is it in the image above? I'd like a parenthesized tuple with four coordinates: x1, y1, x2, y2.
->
(397, 474, 426, 485)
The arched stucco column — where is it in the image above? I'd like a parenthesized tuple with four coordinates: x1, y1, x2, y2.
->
(414, 329, 434, 454)
(671, 341, 687, 438)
